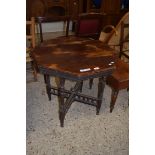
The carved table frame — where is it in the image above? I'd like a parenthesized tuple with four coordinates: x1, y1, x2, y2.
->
(43, 72, 110, 127)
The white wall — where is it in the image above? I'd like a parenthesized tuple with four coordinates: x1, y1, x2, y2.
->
(35, 21, 73, 33)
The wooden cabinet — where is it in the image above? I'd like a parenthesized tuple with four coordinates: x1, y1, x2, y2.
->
(101, 0, 121, 14)
(26, 0, 68, 17)
(45, 0, 68, 16)
(86, 0, 122, 26)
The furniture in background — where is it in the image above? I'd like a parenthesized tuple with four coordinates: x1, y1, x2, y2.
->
(35, 16, 70, 42)
(32, 37, 116, 127)
(89, 12, 129, 112)
(26, 17, 38, 81)
(71, 12, 104, 92)
(106, 59, 129, 112)
(36, 12, 104, 43)
(102, 12, 129, 62)
(27, 0, 128, 27)
(99, 12, 129, 46)
(26, 17, 35, 49)
(102, 12, 129, 112)
(106, 13, 129, 113)
(119, 21, 129, 60)
(75, 13, 104, 40)
(26, 0, 83, 18)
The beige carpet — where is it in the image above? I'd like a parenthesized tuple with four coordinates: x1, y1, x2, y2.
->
(26, 71, 129, 155)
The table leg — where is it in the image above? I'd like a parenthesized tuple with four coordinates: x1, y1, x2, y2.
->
(89, 78, 94, 89)
(58, 78, 65, 127)
(44, 74, 51, 101)
(96, 76, 106, 115)
(44, 74, 47, 84)
(79, 81, 83, 92)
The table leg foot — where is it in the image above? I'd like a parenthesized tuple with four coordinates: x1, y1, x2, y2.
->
(96, 109, 100, 115)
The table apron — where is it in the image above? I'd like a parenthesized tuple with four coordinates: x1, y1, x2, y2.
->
(39, 66, 114, 81)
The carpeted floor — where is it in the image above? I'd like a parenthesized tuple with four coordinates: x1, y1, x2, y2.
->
(26, 71, 129, 155)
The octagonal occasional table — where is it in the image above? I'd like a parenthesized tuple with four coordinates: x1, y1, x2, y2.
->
(32, 36, 116, 127)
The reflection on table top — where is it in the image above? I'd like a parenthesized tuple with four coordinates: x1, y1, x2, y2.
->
(32, 36, 116, 80)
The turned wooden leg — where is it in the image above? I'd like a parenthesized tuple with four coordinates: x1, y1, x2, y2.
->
(96, 77, 106, 115)
(110, 89, 119, 113)
(44, 74, 51, 101)
(58, 78, 65, 127)
(89, 78, 94, 89)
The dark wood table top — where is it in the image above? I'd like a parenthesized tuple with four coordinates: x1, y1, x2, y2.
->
(32, 36, 116, 80)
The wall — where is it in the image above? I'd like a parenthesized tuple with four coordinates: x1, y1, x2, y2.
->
(35, 21, 73, 33)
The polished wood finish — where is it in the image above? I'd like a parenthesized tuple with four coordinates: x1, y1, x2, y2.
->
(74, 12, 105, 90)
(32, 36, 116, 80)
(32, 37, 116, 127)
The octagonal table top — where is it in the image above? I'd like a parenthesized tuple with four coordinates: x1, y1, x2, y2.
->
(32, 36, 116, 80)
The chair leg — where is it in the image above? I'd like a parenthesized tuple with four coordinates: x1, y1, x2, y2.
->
(110, 89, 119, 113)
(89, 78, 94, 89)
